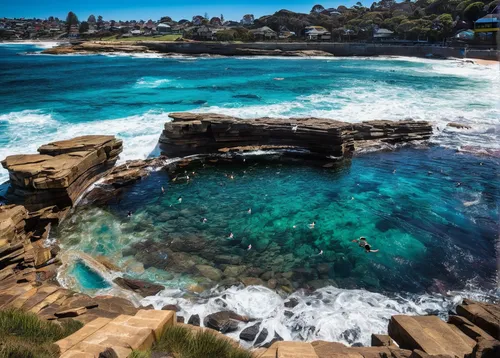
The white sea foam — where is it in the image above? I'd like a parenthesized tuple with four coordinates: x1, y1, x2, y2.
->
(0, 41, 61, 49)
(135, 77, 172, 88)
(138, 284, 497, 347)
(0, 109, 172, 183)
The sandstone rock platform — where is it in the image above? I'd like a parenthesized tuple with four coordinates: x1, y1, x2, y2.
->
(158, 112, 432, 158)
(1, 135, 122, 211)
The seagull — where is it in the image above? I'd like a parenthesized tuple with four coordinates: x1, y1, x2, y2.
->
(229, 233, 234, 239)
(247, 244, 252, 250)
(161, 186, 165, 194)
(247, 208, 252, 214)
(202, 218, 207, 223)
(178, 197, 182, 203)
(292, 124, 298, 132)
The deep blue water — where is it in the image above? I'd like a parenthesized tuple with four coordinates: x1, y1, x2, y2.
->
(0, 43, 499, 184)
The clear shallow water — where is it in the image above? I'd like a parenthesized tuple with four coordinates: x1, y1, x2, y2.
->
(53, 148, 499, 345)
(1, 44, 499, 184)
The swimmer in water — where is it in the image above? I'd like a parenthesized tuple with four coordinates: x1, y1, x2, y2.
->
(309, 221, 315, 229)
(247, 208, 252, 214)
(127, 211, 132, 218)
(352, 237, 379, 253)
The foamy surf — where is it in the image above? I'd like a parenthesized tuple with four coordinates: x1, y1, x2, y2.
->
(138, 283, 495, 347)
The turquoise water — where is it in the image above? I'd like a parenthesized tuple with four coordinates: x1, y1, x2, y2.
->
(55, 147, 499, 295)
(0, 43, 499, 184)
(70, 260, 111, 290)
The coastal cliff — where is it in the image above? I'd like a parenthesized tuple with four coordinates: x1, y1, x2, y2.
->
(158, 112, 433, 157)
(1, 135, 122, 212)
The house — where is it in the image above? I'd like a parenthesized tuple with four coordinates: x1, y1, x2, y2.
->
(196, 25, 218, 40)
(249, 26, 277, 40)
(474, 11, 499, 44)
(279, 26, 295, 39)
(130, 29, 142, 36)
(373, 28, 395, 41)
(157, 23, 171, 33)
(241, 14, 254, 26)
(305, 26, 331, 41)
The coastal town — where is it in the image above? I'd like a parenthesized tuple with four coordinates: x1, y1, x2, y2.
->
(1, 1, 498, 45)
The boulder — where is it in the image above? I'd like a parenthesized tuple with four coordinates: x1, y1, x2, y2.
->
(267, 279, 278, 289)
(159, 113, 432, 158)
(448, 315, 496, 342)
(203, 311, 248, 333)
(240, 323, 262, 341)
(161, 304, 180, 312)
(188, 314, 200, 326)
(456, 300, 500, 339)
(388, 315, 473, 356)
(169, 235, 206, 252)
(195, 265, 222, 281)
(112, 277, 165, 297)
(1, 135, 122, 211)
(447, 122, 471, 129)
(284, 298, 299, 308)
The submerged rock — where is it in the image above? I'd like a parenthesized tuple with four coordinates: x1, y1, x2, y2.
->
(223, 265, 247, 278)
(195, 265, 222, 281)
(240, 323, 261, 341)
(113, 277, 165, 297)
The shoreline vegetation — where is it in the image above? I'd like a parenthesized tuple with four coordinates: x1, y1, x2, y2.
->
(34, 39, 500, 61)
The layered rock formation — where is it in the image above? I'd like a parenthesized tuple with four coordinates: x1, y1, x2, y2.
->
(1, 135, 122, 211)
(158, 113, 432, 158)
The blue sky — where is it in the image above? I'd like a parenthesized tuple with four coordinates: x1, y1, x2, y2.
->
(2, 1, 360, 22)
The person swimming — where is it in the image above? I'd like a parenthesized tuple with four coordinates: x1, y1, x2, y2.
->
(352, 237, 379, 253)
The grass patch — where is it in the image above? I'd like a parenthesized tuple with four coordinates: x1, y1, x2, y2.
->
(0, 308, 83, 358)
(135, 324, 253, 358)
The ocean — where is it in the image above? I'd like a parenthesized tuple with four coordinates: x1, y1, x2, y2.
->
(0, 42, 498, 347)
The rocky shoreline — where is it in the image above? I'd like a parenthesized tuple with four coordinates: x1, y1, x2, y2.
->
(38, 40, 500, 61)
(1, 121, 499, 357)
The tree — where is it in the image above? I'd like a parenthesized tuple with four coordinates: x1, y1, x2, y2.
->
(463, 2, 485, 22)
(311, 5, 326, 14)
(221, 14, 225, 23)
(97, 15, 103, 22)
(204, 12, 209, 19)
(88, 14, 96, 23)
(48, 16, 54, 22)
(160, 16, 172, 23)
(79, 21, 89, 33)
(65, 11, 78, 33)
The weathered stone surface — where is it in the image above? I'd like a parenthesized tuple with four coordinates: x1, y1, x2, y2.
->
(159, 113, 432, 158)
(388, 315, 473, 356)
(456, 300, 500, 339)
(223, 265, 247, 277)
(466, 337, 500, 358)
(277, 342, 318, 358)
(448, 315, 495, 342)
(1, 135, 122, 211)
(113, 276, 165, 297)
(55, 306, 88, 318)
(371, 334, 394, 347)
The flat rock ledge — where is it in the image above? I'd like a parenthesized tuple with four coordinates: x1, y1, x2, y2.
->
(1, 135, 122, 211)
(158, 112, 432, 158)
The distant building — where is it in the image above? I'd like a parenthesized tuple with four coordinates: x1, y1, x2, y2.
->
(192, 15, 205, 26)
(305, 26, 331, 41)
(209, 17, 222, 27)
(249, 26, 277, 40)
(241, 14, 254, 26)
(157, 23, 171, 33)
(196, 25, 218, 40)
(373, 28, 395, 41)
(279, 26, 295, 39)
(474, 10, 499, 44)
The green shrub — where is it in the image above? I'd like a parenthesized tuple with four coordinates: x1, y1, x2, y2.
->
(0, 308, 83, 358)
(152, 325, 253, 358)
